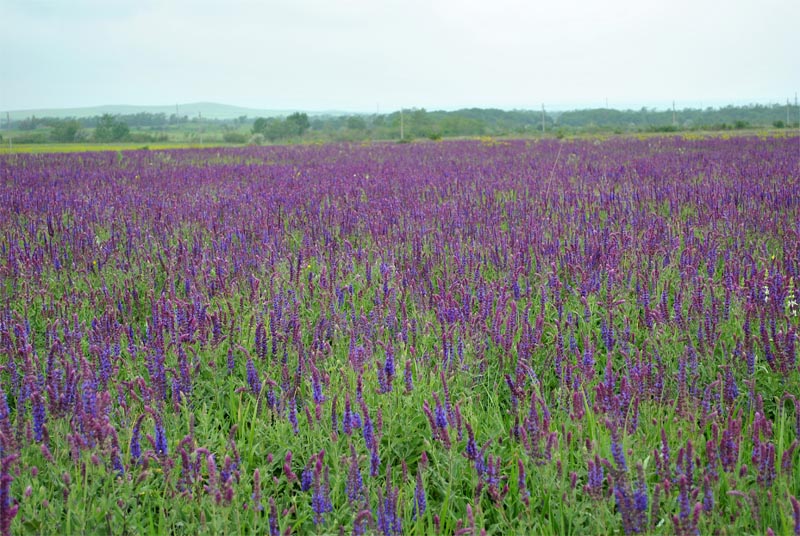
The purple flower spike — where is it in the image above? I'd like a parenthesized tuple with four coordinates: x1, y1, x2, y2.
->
(268, 497, 280, 536)
(0, 455, 19, 536)
(154, 414, 168, 457)
(790, 495, 800, 535)
(129, 414, 145, 463)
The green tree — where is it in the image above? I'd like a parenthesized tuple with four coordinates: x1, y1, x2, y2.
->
(346, 116, 367, 130)
(285, 112, 310, 136)
(94, 114, 130, 142)
(252, 117, 269, 135)
(111, 121, 129, 141)
(50, 120, 81, 142)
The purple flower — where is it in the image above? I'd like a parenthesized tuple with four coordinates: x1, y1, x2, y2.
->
(154, 415, 168, 456)
(464, 423, 478, 461)
(311, 453, 332, 525)
(790, 495, 800, 536)
(361, 401, 374, 449)
(227, 347, 235, 373)
(301, 466, 313, 492)
(370, 444, 381, 478)
(32, 393, 46, 443)
(433, 393, 448, 430)
(268, 497, 280, 536)
(129, 414, 145, 463)
(111, 449, 124, 477)
(289, 398, 299, 435)
(353, 509, 373, 536)
(376, 469, 402, 536)
(246, 357, 261, 396)
(677, 475, 691, 520)
(723, 367, 738, 405)
(517, 459, 530, 505)
(346, 444, 364, 504)
(782, 440, 798, 476)
(384, 346, 395, 388)
(343, 395, 353, 436)
(611, 430, 627, 472)
(251, 469, 263, 512)
(0, 455, 19, 536)
(311, 370, 324, 404)
(330, 395, 338, 439)
(585, 455, 604, 499)
(702, 475, 713, 513)
(413, 468, 426, 518)
(404, 360, 414, 393)
(283, 451, 297, 483)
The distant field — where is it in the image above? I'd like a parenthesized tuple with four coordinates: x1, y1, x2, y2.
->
(0, 128, 794, 155)
(0, 142, 214, 154)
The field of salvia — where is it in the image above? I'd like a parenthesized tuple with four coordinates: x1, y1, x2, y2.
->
(0, 136, 798, 535)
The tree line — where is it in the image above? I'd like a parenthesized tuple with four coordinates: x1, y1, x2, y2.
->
(3, 103, 798, 144)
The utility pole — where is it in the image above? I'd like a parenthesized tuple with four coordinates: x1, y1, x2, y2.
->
(672, 100, 677, 126)
(541, 104, 546, 134)
(400, 109, 404, 140)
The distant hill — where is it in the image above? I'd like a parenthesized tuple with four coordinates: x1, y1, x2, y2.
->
(5, 102, 349, 121)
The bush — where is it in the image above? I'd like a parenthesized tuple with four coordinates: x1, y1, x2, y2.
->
(647, 124, 679, 133)
(127, 132, 168, 143)
(249, 133, 265, 146)
(50, 120, 81, 142)
(94, 114, 130, 142)
(12, 132, 48, 144)
(223, 132, 248, 144)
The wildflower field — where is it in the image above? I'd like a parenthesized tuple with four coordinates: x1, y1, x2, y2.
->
(0, 136, 798, 535)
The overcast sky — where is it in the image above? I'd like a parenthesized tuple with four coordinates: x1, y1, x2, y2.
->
(2, 0, 798, 112)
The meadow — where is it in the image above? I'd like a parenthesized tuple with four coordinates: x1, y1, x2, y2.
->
(0, 136, 798, 535)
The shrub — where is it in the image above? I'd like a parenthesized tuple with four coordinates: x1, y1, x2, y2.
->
(223, 132, 248, 144)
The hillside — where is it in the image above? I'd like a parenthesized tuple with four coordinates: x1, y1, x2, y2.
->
(5, 102, 348, 121)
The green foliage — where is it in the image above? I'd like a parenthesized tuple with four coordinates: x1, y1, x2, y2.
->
(251, 117, 269, 136)
(647, 124, 679, 133)
(346, 116, 366, 130)
(9, 132, 48, 144)
(222, 131, 248, 144)
(7, 102, 800, 150)
(93, 114, 130, 142)
(285, 112, 310, 136)
(49, 120, 82, 142)
(252, 113, 310, 141)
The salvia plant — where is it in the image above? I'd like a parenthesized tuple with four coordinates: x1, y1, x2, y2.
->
(0, 135, 798, 534)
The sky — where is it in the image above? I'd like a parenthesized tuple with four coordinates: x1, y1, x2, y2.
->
(2, 0, 799, 113)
